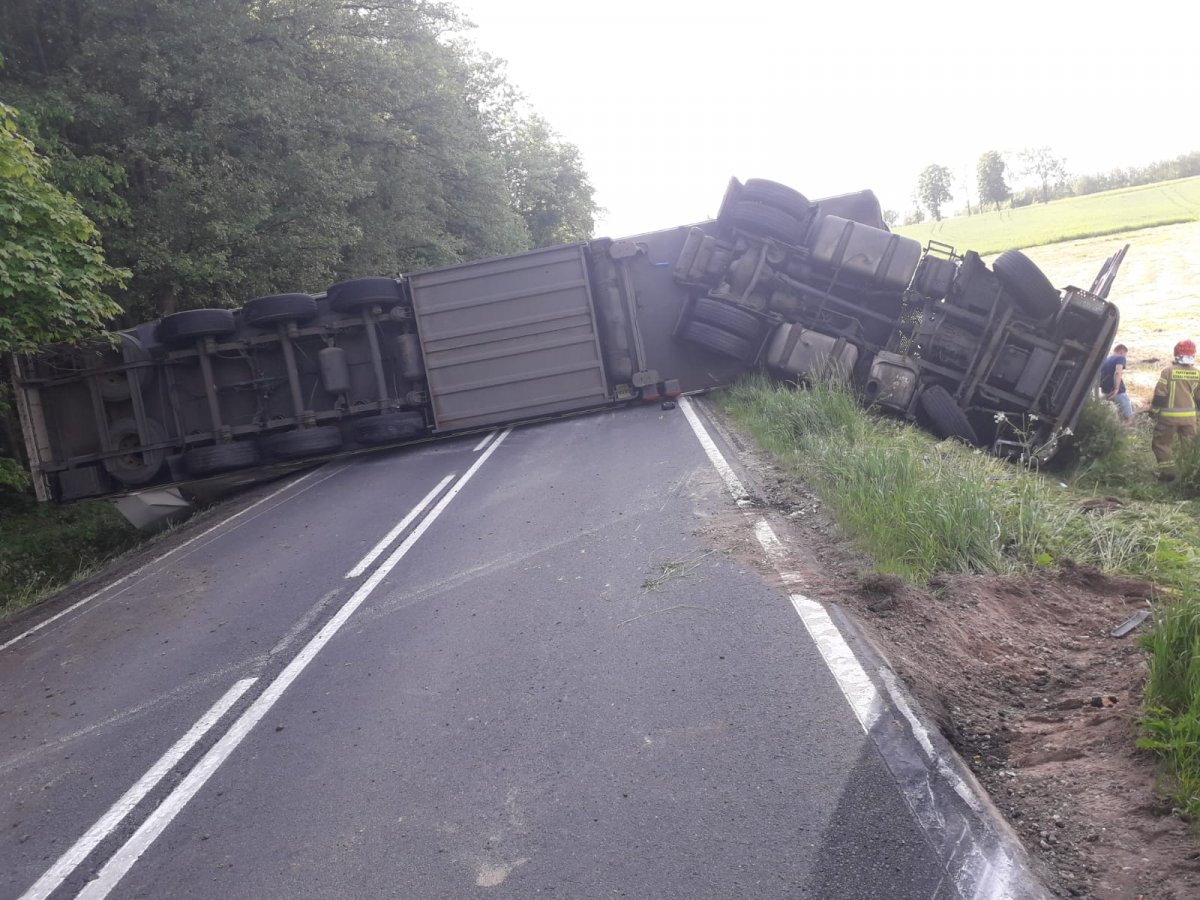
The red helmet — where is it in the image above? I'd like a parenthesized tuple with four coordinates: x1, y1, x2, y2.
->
(1175, 339, 1196, 358)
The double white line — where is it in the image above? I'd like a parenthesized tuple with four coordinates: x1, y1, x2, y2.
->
(21, 429, 511, 900)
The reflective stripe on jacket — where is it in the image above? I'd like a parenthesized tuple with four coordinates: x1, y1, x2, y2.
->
(1155, 365, 1200, 417)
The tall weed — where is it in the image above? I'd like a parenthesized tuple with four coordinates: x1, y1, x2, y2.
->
(1139, 595, 1200, 821)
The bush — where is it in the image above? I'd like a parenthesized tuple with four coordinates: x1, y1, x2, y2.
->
(0, 501, 143, 616)
(0, 456, 31, 502)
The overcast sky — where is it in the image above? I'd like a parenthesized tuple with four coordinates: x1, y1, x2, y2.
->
(451, 1, 1198, 238)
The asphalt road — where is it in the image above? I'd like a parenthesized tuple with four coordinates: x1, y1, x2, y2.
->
(1, 402, 954, 899)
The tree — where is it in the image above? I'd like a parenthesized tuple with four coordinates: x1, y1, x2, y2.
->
(976, 151, 1011, 211)
(1019, 147, 1068, 203)
(0, 0, 597, 320)
(916, 164, 953, 221)
(883, 209, 899, 228)
(0, 103, 125, 353)
(465, 53, 594, 246)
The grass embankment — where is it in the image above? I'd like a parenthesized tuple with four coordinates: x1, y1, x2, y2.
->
(895, 176, 1200, 255)
(0, 498, 143, 619)
(721, 375, 1200, 821)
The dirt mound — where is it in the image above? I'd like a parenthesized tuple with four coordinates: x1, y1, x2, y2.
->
(799, 530, 1200, 899)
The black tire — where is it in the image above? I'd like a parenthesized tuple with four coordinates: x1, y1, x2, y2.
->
(352, 411, 427, 446)
(740, 179, 812, 222)
(993, 250, 1060, 319)
(92, 333, 151, 402)
(327, 277, 403, 313)
(156, 309, 237, 347)
(691, 298, 764, 340)
(680, 321, 755, 361)
(103, 417, 168, 486)
(727, 201, 807, 244)
(242, 294, 318, 327)
(184, 441, 262, 476)
(260, 425, 344, 460)
(918, 385, 979, 445)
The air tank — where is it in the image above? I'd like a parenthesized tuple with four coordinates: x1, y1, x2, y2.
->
(318, 346, 351, 394)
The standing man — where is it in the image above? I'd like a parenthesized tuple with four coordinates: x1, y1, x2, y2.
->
(1099, 343, 1133, 422)
(1151, 339, 1200, 481)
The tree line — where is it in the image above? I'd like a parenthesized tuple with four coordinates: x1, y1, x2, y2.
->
(906, 147, 1200, 224)
(0, 0, 597, 341)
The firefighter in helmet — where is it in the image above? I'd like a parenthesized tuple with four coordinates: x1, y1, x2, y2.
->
(1151, 339, 1200, 480)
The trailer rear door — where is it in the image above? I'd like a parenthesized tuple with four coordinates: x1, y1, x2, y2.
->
(408, 244, 612, 431)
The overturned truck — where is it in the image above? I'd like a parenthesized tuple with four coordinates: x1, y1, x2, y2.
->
(12, 177, 1122, 504)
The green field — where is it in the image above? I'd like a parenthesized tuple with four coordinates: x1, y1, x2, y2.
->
(896, 176, 1200, 255)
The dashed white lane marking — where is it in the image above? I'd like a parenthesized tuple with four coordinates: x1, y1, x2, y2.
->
(55, 428, 513, 900)
(19, 678, 256, 900)
(473, 430, 498, 452)
(1, 465, 344, 653)
(345, 473, 456, 578)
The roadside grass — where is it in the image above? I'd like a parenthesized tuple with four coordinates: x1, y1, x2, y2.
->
(895, 176, 1200, 255)
(721, 377, 1200, 824)
(720, 376, 1200, 584)
(0, 499, 144, 619)
(1139, 596, 1200, 822)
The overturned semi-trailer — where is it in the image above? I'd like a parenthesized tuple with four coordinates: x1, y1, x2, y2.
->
(11, 177, 1123, 504)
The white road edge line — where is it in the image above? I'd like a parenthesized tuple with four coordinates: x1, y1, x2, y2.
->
(789, 595, 883, 731)
(678, 397, 752, 506)
(1, 466, 338, 653)
(344, 473, 456, 578)
(472, 430, 497, 452)
(68, 427, 513, 900)
(18, 678, 257, 900)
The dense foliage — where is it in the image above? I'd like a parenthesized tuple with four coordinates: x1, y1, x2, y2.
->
(0, 0, 596, 322)
(0, 102, 125, 352)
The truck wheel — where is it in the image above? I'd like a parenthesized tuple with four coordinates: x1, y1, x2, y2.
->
(156, 309, 238, 347)
(993, 250, 1060, 319)
(243, 294, 318, 327)
(741, 179, 813, 222)
(691, 298, 764, 340)
(352, 411, 426, 446)
(680, 321, 755, 361)
(727, 201, 808, 245)
(918, 385, 979, 445)
(327, 277, 403, 313)
(184, 441, 262, 476)
(103, 418, 168, 486)
(94, 333, 151, 402)
(261, 425, 344, 459)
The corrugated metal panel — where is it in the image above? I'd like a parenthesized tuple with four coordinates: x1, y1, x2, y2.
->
(408, 244, 611, 431)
